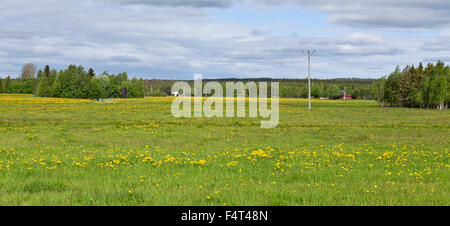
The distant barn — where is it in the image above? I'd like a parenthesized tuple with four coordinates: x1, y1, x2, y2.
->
(340, 95, 353, 99)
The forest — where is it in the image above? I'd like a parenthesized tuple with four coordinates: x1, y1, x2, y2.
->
(143, 78, 376, 99)
(0, 66, 377, 100)
(1, 62, 448, 108)
(0, 64, 145, 99)
(373, 61, 449, 109)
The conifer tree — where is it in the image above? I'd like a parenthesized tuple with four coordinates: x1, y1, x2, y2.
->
(37, 65, 53, 97)
(4, 76, 11, 93)
(88, 68, 95, 79)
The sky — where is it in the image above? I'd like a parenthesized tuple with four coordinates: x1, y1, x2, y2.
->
(0, 0, 449, 79)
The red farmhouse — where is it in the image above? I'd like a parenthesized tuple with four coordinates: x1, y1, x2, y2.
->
(340, 95, 353, 99)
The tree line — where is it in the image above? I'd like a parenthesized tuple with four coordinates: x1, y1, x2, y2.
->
(4, 62, 447, 105)
(0, 64, 145, 99)
(276, 78, 374, 99)
(0, 64, 377, 99)
(143, 78, 376, 99)
(372, 61, 449, 109)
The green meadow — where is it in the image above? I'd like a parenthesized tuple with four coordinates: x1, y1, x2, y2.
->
(0, 94, 448, 205)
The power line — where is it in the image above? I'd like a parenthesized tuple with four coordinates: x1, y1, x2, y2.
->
(302, 49, 315, 111)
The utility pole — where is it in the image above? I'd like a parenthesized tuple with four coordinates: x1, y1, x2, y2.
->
(302, 49, 315, 110)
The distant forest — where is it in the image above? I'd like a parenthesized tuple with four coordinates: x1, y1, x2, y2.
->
(143, 78, 376, 99)
(1, 62, 448, 109)
(0, 64, 376, 100)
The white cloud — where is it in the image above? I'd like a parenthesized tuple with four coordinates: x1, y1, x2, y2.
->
(338, 33, 383, 45)
(421, 31, 450, 51)
(110, 0, 236, 8)
(254, 0, 450, 29)
(0, 0, 448, 79)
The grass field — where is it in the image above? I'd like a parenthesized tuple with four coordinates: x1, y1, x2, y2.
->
(0, 94, 448, 205)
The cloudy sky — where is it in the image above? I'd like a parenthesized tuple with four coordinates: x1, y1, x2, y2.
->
(0, 0, 449, 79)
